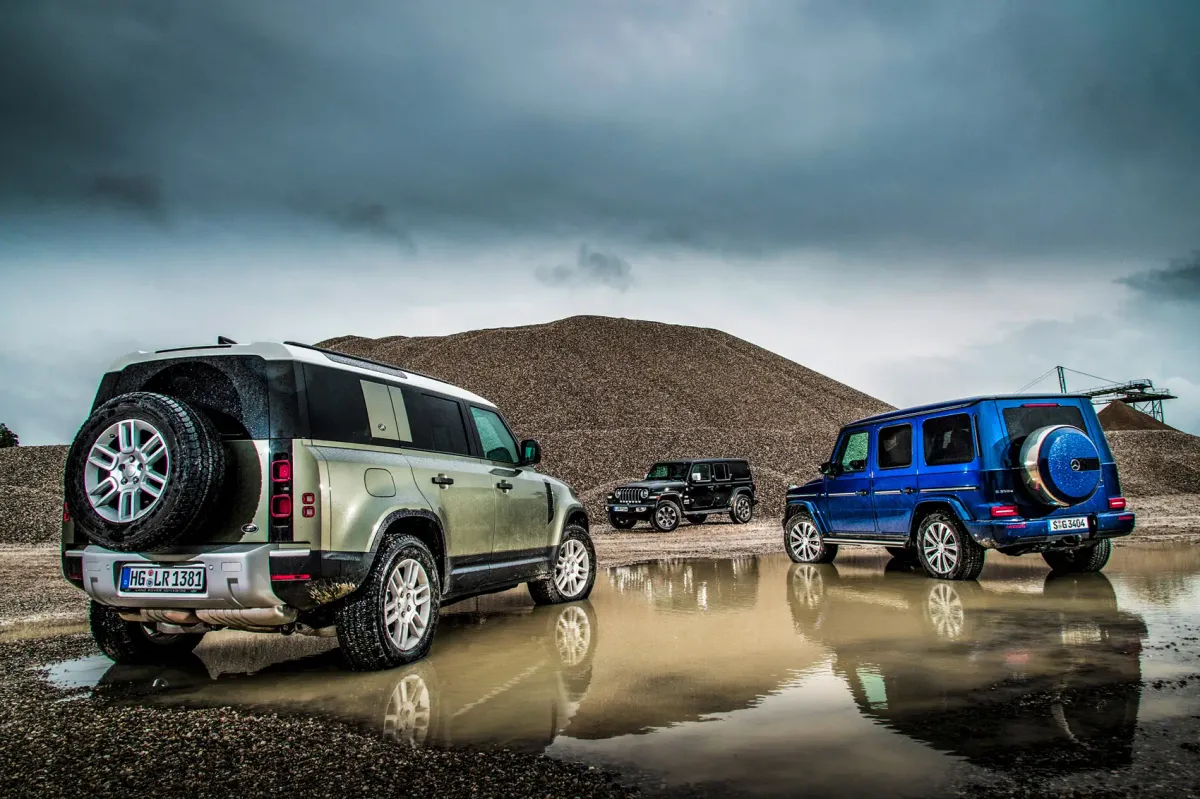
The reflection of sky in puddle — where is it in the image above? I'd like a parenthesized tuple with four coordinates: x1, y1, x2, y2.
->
(34, 545, 1200, 798)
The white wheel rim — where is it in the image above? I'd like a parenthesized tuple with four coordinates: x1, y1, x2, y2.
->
(734, 495, 752, 521)
(554, 605, 592, 666)
(383, 673, 432, 746)
(926, 583, 965, 639)
(84, 418, 170, 523)
(922, 522, 960, 575)
(788, 519, 823, 562)
(792, 565, 825, 608)
(554, 538, 589, 598)
(384, 558, 432, 652)
(655, 503, 678, 529)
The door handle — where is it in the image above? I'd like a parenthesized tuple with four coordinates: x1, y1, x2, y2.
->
(901, 487, 916, 495)
(431, 474, 455, 487)
(856, 489, 870, 496)
(496, 480, 513, 492)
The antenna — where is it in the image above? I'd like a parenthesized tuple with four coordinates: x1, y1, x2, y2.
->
(217, 336, 238, 345)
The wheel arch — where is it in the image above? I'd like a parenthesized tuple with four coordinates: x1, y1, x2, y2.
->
(908, 499, 972, 544)
(370, 509, 449, 589)
(784, 500, 828, 532)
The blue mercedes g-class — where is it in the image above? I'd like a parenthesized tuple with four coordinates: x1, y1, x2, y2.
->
(783, 395, 1135, 580)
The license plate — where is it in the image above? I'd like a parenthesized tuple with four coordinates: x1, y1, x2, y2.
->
(120, 565, 207, 594)
(1049, 516, 1089, 533)
(613, 506, 629, 513)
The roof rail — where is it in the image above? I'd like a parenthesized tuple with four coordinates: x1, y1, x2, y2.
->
(283, 341, 449, 386)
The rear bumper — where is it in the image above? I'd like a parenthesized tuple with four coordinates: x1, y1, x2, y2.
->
(968, 511, 1136, 549)
(79, 544, 287, 610)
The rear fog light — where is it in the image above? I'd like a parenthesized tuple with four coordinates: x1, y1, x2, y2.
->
(270, 495, 292, 518)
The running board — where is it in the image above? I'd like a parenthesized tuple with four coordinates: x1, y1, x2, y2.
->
(823, 538, 908, 547)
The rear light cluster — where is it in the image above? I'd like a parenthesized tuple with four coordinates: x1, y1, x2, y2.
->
(301, 492, 316, 518)
(62, 502, 71, 523)
(268, 443, 293, 542)
(1108, 497, 1127, 510)
(990, 504, 1020, 518)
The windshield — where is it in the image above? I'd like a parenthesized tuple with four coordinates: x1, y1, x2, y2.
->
(645, 462, 689, 481)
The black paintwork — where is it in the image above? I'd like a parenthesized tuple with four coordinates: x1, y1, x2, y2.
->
(606, 459, 756, 520)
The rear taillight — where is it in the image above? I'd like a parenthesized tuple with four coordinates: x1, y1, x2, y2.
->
(990, 504, 1020, 518)
(62, 554, 83, 581)
(1108, 497, 1126, 510)
(269, 445, 293, 542)
(62, 502, 70, 523)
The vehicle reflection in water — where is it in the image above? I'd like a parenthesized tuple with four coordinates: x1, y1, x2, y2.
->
(69, 550, 1191, 797)
(788, 560, 1147, 774)
(95, 600, 599, 753)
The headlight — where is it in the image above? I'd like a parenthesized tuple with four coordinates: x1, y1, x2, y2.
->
(640, 489, 650, 499)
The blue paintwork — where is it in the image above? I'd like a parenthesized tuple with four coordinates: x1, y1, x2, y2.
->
(784, 394, 1135, 552)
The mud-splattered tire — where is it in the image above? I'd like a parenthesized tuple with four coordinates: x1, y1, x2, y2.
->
(784, 508, 838, 564)
(65, 392, 227, 552)
(916, 511, 985, 581)
(1042, 538, 1112, 573)
(336, 535, 441, 672)
(529, 525, 597, 606)
(730, 492, 754, 524)
(651, 500, 682, 532)
(608, 513, 636, 530)
(89, 601, 205, 665)
(685, 514, 707, 525)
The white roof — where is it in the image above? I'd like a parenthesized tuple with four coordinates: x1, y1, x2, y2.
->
(105, 341, 496, 407)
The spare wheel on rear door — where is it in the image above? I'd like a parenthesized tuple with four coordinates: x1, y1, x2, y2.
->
(64, 392, 228, 552)
(1018, 424, 1101, 508)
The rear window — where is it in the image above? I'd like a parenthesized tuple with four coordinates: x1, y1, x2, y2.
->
(923, 414, 975, 466)
(729, 461, 750, 480)
(412, 393, 472, 456)
(878, 424, 912, 469)
(1002, 405, 1088, 442)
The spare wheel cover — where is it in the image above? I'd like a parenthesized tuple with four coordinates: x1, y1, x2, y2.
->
(1019, 425, 1101, 507)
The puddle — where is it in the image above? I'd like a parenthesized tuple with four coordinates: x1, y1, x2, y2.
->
(43, 545, 1200, 797)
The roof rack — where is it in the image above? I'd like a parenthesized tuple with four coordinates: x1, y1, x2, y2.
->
(283, 341, 449, 386)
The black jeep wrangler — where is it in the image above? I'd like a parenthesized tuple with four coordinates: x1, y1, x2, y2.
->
(606, 459, 756, 531)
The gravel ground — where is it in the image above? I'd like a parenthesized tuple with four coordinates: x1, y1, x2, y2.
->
(0, 635, 637, 799)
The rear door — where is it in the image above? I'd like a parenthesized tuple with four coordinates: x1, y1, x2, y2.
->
(688, 462, 715, 510)
(872, 423, 918, 538)
(916, 412, 981, 507)
(826, 428, 877, 535)
(710, 462, 734, 509)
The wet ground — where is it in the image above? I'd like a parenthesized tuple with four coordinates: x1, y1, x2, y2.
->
(33, 544, 1200, 798)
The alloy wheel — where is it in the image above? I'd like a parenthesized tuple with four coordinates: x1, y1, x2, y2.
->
(84, 419, 170, 523)
(554, 538, 590, 598)
(921, 522, 960, 576)
(788, 519, 823, 562)
(384, 558, 433, 652)
(655, 503, 679, 530)
(733, 495, 753, 521)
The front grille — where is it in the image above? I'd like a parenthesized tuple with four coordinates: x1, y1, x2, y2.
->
(615, 488, 645, 503)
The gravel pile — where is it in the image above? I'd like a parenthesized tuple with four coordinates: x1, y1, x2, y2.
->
(1107, 430, 1200, 496)
(0, 445, 67, 545)
(321, 316, 891, 519)
(0, 635, 637, 799)
(1099, 399, 1177, 431)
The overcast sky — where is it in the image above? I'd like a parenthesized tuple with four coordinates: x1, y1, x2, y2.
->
(2, 0, 1198, 444)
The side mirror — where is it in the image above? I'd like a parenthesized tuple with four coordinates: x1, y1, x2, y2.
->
(848, 459, 866, 471)
(518, 438, 541, 466)
(819, 461, 832, 476)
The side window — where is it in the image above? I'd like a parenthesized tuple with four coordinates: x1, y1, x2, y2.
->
(303, 364, 373, 445)
(713, 463, 729, 481)
(469, 407, 519, 464)
(836, 431, 870, 473)
(728, 461, 750, 480)
(923, 413, 975, 466)
(411, 392, 471, 456)
(877, 424, 912, 469)
(690, 463, 712, 482)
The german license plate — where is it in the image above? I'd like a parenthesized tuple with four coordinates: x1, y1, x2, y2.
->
(120, 565, 207, 594)
(1049, 516, 1089, 533)
(613, 506, 629, 513)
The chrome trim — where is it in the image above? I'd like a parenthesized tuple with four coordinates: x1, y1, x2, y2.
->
(827, 492, 858, 497)
(824, 538, 909, 546)
(874, 490, 902, 495)
(1019, 424, 1070, 508)
(919, 486, 978, 493)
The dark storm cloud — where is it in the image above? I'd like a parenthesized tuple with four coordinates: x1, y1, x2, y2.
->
(90, 174, 163, 216)
(536, 244, 635, 291)
(1119, 251, 1200, 303)
(2, 0, 1198, 259)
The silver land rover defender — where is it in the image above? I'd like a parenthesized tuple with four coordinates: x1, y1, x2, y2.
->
(61, 339, 595, 671)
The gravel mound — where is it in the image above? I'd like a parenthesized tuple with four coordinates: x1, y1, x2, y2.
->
(1107, 430, 1200, 496)
(1099, 400, 1177, 431)
(0, 446, 67, 545)
(321, 316, 892, 518)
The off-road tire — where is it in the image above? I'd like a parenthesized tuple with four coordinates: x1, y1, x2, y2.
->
(685, 514, 707, 525)
(608, 513, 637, 530)
(915, 511, 986, 581)
(65, 392, 227, 552)
(89, 601, 205, 665)
(529, 525, 597, 605)
(730, 492, 754, 524)
(651, 500, 682, 532)
(1042, 538, 1112, 573)
(886, 546, 916, 562)
(784, 508, 838, 564)
(336, 535, 442, 672)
